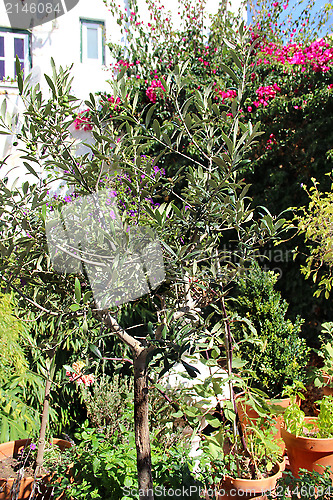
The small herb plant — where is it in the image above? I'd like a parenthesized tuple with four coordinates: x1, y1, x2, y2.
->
(267, 468, 333, 500)
(284, 395, 333, 438)
(317, 396, 333, 438)
(199, 418, 283, 485)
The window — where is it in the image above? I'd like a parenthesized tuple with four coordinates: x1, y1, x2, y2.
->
(80, 20, 105, 65)
(0, 29, 30, 82)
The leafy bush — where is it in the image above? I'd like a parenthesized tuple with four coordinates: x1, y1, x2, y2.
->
(268, 468, 333, 500)
(284, 395, 333, 438)
(55, 424, 201, 500)
(230, 265, 309, 397)
(77, 373, 133, 440)
(296, 180, 333, 299)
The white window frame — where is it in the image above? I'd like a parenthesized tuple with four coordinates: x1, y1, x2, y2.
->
(0, 29, 30, 83)
(80, 20, 105, 65)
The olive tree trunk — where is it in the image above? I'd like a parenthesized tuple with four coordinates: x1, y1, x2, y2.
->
(133, 351, 154, 500)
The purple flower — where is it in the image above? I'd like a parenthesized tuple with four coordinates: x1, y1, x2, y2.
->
(110, 210, 116, 220)
(30, 443, 37, 451)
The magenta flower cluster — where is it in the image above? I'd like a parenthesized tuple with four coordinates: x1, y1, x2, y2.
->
(266, 133, 277, 150)
(253, 83, 281, 108)
(107, 95, 122, 110)
(146, 78, 166, 103)
(258, 39, 333, 73)
(213, 87, 237, 104)
(74, 109, 93, 131)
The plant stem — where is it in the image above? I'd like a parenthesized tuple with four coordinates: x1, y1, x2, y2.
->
(35, 348, 56, 476)
(220, 296, 249, 456)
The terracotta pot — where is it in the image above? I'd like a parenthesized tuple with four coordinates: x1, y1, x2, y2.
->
(236, 396, 295, 453)
(0, 438, 71, 500)
(281, 417, 333, 480)
(205, 462, 283, 500)
(322, 373, 333, 397)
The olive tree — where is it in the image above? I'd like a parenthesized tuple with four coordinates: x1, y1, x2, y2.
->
(0, 25, 284, 499)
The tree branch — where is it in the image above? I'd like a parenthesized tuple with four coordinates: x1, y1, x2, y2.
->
(99, 310, 145, 356)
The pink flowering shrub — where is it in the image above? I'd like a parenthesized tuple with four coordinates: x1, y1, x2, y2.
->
(258, 39, 333, 73)
(253, 83, 281, 108)
(213, 87, 237, 104)
(74, 96, 123, 132)
(74, 109, 93, 131)
(146, 78, 166, 103)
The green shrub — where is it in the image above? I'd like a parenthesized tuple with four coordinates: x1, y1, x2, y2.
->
(230, 265, 309, 397)
(54, 424, 201, 500)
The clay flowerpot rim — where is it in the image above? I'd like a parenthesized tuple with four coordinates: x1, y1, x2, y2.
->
(281, 417, 333, 447)
(322, 372, 333, 386)
(236, 394, 292, 405)
(222, 461, 283, 490)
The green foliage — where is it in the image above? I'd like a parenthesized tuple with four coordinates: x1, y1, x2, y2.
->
(284, 395, 333, 438)
(80, 374, 133, 439)
(296, 179, 333, 298)
(0, 385, 40, 442)
(0, 294, 44, 442)
(314, 322, 333, 388)
(198, 419, 283, 484)
(230, 265, 309, 397)
(53, 423, 201, 500)
(283, 400, 306, 437)
(317, 396, 333, 438)
(268, 468, 333, 500)
(0, 293, 28, 381)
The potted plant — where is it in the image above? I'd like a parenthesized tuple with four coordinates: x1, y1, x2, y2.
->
(199, 419, 284, 500)
(236, 385, 304, 454)
(0, 306, 77, 500)
(281, 395, 333, 480)
(0, 438, 72, 500)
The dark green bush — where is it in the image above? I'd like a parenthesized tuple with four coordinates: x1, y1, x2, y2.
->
(230, 265, 309, 397)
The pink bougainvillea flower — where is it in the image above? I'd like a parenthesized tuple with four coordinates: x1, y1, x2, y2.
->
(146, 78, 166, 103)
(74, 109, 93, 131)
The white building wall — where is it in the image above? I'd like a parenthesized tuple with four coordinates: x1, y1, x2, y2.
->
(0, 0, 244, 183)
